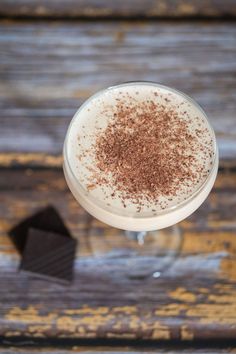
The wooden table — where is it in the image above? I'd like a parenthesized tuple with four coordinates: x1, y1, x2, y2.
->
(1, 1, 236, 352)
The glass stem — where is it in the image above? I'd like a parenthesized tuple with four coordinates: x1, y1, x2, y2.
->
(125, 231, 147, 245)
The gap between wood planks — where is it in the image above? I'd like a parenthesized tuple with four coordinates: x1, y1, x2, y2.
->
(1, 16, 236, 22)
(1, 337, 236, 350)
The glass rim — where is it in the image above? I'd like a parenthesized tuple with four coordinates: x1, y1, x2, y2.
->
(63, 81, 218, 219)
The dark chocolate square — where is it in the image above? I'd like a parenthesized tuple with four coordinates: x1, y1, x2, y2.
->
(20, 228, 77, 283)
(9, 206, 71, 254)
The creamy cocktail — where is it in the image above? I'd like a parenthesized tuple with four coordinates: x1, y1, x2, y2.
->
(63, 82, 218, 231)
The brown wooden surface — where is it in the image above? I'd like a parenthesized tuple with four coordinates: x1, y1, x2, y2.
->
(1, 5, 236, 350)
(1, 347, 236, 353)
(0, 21, 236, 161)
(0, 0, 236, 18)
(0, 167, 236, 342)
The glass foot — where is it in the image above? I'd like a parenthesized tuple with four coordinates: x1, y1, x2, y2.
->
(87, 218, 183, 279)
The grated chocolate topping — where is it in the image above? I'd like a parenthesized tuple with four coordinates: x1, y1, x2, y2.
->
(76, 89, 214, 212)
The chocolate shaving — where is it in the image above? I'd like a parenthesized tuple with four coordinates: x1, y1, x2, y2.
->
(78, 92, 213, 211)
(83, 92, 213, 209)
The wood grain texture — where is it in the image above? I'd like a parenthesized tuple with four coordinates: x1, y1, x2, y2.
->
(0, 153, 62, 168)
(1, 347, 236, 353)
(0, 0, 236, 18)
(0, 168, 236, 340)
(0, 21, 236, 160)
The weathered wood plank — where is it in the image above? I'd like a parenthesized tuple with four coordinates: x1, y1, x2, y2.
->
(0, 0, 236, 18)
(0, 168, 236, 340)
(0, 21, 236, 160)
(1, 346, 236, 353)
(0, 153, 63, 168)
